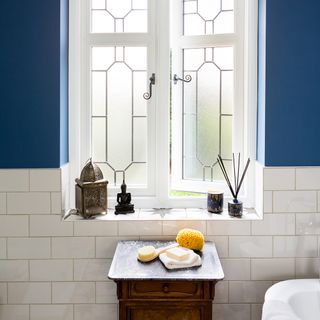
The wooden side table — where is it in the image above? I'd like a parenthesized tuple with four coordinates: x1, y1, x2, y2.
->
(108, 241, 224, 320)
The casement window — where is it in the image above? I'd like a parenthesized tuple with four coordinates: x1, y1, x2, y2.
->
(71, 0, 257, 208)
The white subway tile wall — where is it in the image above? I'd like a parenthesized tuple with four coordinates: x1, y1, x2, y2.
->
(30, 305, 74, 320)
(0, 166, 319, 320)
(0, 193, 6, 214)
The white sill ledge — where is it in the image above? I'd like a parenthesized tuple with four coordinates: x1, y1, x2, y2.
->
(63, 208, 261, 222)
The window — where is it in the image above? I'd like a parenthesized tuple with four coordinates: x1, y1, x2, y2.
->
(73, 0, 257, 208)
(171, 1, 245, 195)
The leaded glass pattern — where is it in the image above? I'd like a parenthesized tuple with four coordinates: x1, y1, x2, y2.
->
(91, 0, 148, 33)
(183, 0, 234, 35)
(91, 46, 148, 186)
(183, 47, 233, 181)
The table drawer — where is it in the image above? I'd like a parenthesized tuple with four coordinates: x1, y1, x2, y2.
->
(128, 306, 202, 320)
(128, 281, 203, 299)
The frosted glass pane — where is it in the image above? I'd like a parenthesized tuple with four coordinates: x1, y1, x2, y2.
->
(92, 47, 114, 70)
(116, 172, 125, 185)
(107, 63, 132, 169)
(91, 10, 114, 33)
(90, 47, 147, 186)
(221, 71, 233, 114)
(203, 167, 212, 181)
(107, 0, 131, 18)
(213, 160, 231, 181)
(214, 11, 234, 34)
(184, 71, 197, 114)
(184, 1, 197, 14)
(98, 163, 115, 185)
(124, 10, 147, 33)
(125, 47, 147, 70)
(92, 118, 106, 162)
(221, 116, 232, 160)
(183, 0, 234, 36)
(115, 47, 124, 61)
(133, 71, 147, 116)
(115, 19, 124, 33)
(184, 157, 203, 180)
(205, 48, 213, 62)
(126, 163, 147, 185)
(91, 0, 147, 33)
(92, 72, 106, 116)
(184, 49, 204, 71)
(133, 118, 147, 162)
(132, 0, 147, 10)
(197, 63, 220, 165)
(92, 0, 105, 9)
(205, 21, 213, 35)
(197, 0, 220, 20)
(214, 47, 233, 70)
(184, 114, 197, 157)
(222, 0, 234, 10)
(182, 47, 234, 181)
(184, 14, 205, 36)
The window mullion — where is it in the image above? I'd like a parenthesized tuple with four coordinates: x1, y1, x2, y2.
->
(87, 33, 152, 46)
(153, 0, 170, 206)
(177, 34, 238, 48)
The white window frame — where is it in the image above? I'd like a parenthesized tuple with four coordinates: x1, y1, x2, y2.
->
(171, 0, 257, 208)
(81, 0, 158, 198)
(69, 0, 257, 209)
(171, 1, 251, 201)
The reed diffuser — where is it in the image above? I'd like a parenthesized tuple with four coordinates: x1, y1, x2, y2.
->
(217, 154, 250, 217)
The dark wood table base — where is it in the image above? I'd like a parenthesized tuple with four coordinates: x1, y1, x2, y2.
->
(117, 280, 217, 320)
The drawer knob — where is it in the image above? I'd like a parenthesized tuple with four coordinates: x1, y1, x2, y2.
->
(163, 284, 169, 293)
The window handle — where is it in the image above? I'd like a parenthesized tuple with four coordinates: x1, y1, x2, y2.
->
(173, 74, 192, 85)
(143, 73, 156, 100)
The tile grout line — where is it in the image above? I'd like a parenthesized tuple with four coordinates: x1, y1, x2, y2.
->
(50, 237, 52, 258)
(73, 258, 75, 282)
(28, 259, 31, 283)
(50, 192, 52, 214)
(28, 169, 30, 192)
(6, 280, 8, 305)
(28, 215, 30, 238)
(51, 281, 53, 304)
(6, 237, 8, 260)
(5, 192, 7, 214)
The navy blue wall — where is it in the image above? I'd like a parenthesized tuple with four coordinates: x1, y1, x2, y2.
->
(0, 0, 319, 168)
(0, 0, 68, 168)
(257, 0, 320, 166)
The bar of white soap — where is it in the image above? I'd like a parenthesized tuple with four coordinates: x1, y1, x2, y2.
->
(166, 247, 191, 261)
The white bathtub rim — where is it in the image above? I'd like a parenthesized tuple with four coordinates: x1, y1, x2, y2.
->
(263, 279, 320, 320)
(265, 279, 320, 304)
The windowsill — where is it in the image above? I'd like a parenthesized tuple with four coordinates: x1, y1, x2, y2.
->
(63, 207, 261, 222)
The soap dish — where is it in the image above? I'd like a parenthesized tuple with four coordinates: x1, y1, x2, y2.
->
(159, 251, 202, 270)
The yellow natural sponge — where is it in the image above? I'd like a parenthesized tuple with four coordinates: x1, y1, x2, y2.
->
(176, 228, 205, 251)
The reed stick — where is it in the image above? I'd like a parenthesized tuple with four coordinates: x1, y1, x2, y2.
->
(233, 153, 237, 195)
(235, 158, 250, 198)
(217, 156, 236, 199)
(236, 153, 240, 192)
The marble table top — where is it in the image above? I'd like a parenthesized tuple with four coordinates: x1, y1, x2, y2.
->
(108, 240, 224, 281)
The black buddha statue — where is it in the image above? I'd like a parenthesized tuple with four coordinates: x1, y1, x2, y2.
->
(115, 180, 134, 214)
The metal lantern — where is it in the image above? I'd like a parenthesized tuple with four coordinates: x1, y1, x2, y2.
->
(75, 159, 108, 218)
